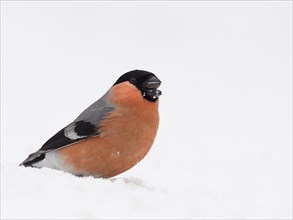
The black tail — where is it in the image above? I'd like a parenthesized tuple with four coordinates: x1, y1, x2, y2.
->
(19, 151, 46, 167)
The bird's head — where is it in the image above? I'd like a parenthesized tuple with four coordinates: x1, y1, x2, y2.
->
(113, 70, 162, 102)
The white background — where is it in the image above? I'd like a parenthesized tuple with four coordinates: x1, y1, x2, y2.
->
(1, 1, 292, 219)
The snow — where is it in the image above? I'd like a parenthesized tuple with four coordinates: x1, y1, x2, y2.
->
(1, 1, 292, 219)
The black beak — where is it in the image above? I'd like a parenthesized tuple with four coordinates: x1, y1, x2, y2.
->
(143, 76, 161, 89)
(141, 76, 162, 100)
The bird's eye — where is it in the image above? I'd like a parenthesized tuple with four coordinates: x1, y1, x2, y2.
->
(129, 78, 137, 84)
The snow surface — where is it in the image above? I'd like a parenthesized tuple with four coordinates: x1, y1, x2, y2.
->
(1, 1, 292, 219)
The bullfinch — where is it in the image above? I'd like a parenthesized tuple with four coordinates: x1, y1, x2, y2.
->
(20, 70, 162, 178)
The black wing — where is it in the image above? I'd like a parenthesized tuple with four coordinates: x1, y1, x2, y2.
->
(20, 90, 115, 167)
(20, 120, 99, 167)
(41, 120, 98, 151)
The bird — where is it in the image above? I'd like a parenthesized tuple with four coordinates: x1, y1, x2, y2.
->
(20, 70, 162, 178)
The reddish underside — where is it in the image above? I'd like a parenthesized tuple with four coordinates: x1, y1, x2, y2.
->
(59, 82, 159, 178)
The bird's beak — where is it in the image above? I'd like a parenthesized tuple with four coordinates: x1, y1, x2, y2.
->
(143, 76, 161, 89)
(142, 76, 162, 99)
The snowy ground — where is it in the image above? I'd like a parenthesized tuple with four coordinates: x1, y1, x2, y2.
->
(1, 1, 292, 219)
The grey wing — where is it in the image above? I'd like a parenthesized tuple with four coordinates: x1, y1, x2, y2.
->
(51, 89, 115, 146)
(20, 90, 114, 167)
(73, 90, 114, 125)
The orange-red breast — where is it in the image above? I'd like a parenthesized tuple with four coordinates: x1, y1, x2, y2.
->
(20, 70, 162, 178)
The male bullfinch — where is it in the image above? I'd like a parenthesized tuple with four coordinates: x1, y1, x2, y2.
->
(20, 70, 162, 178)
